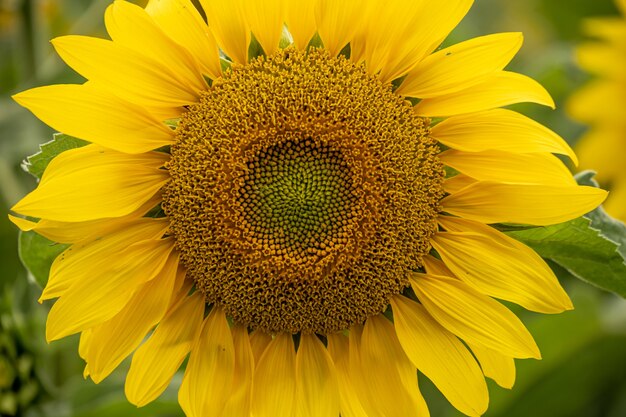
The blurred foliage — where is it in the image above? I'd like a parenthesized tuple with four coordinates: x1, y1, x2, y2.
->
(0, 0, 625, 416)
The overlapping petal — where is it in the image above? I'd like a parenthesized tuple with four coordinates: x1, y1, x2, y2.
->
(46, 238, 175, 341)
(146, 0, 222, 79)
(11, 145, 169, 222)
(391, 295, 488, 416)
(125, 291, 205, 407)
(411, 273, 540, 359)
(360, 315, 430, 417)
(13, 84, 174, 154)
(430, 109, 577, 164)
(399, 33, 523, 98)
(295, 334, 340, 417)
(179, 306, 235, 417)
(434, 216, 573, 313)
(251, 333, 296, 417)
(199, 0, 249, 64)
(415, 71, 555, 117)
(442, 181, 607, 226)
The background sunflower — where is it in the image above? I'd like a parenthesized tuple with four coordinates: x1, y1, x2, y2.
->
(0, 1, 625, 417)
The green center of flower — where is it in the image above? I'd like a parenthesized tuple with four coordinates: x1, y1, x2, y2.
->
(162, 48, 445, 335)
(239, 138, 358, 262)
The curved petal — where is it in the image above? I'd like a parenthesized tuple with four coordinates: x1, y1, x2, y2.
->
(360, 315, 430, 417)
(410, 273, 541, 359)
(414, 71, 554, 117)
(199, 0, 250, 64)
(444, 174, 478, 194)
(326, 333, 369, 417)
(391, 295, 488, 417)
(46, 238, 175, 341)
(434, 216, 573, 313)
(362, 0, 473, 82)
(422, 255, 455, 276)
(9, 193, 161, 245)
(285, 0, 316, 49)
(249, 330, 272, 364)
(125, 291, 205, 407)
(85, 251, 180, 383)
(315, 0, 364, 56)
(251, 333, 296, 417)
(146, 0, 222, 79)
(41, 218, 168, 301)
(13, 84, 174, 154)
(52, 35, 199, 109)
(179, 306, 235, 417)
(221, 325, 254, 417)
(242, 0, 285, 55)
(467, 342, 516, 389)
(104, 0, 206, 94)
(439, 149, 576, 186)
(399, 32, 523, 98)
(441, 181, 607, 226)
(11, 145, 169, 222)
(430, 109, 577, 165)
(295, 334, 340, 417)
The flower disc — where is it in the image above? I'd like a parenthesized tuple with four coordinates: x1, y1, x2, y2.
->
(162, 48, 444, 334)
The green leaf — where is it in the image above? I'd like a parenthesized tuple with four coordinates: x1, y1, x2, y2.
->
(576, 170, 626, 259)
(22, 133, 88, 180)
(18, 231, 68, 288)
(506, 217, 626, 298)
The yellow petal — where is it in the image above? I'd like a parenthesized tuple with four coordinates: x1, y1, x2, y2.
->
(439, 149, 576, 186)
(326, 333, 369, 417)
(576, 128, 624, 182)
(249, 330, 272, 364)
(605, 180, 626, 221)
(569, 80, 624, 124)
(46, 238, 175, 341)
(347, 326, 378, 416)
(444, 175, 478, 194)
(179, 306, 235, 417)
(442, 181, 608, 226)
(410, 273, 541, 359)
(8, 193, 161, 245)
(199, 0, 250, 64)
(41, 218, 168, 301)
(251, 333, 296, 417)
(242, 0, 285, 55)
(399, 32, 523, 98)
(295, 333, 340, 417)
(360, 315, 430, 417)
(84, 251, 180, 383)
(390, 295, 488, 417)
(576, 42, 625, 77)
(467, 342, 516, 389)
(52, 35, 197, 109)
(422, 255, 455, 276)
(125, 291, 205, 407)
(146, 0, 222, 79)
(13, 84, 174, 154)
(362, 0, 473, 82)
(104, 0, 206, 92)
(414, 71, 554, 117)
(435, 216, 573, 313)
(315, 0, 364, 56)
(11, 145, 169, 222)
(431, 108, 577, 165)
(285, 0, 316, 49)
(221, 325, 254, 417)
(566, 80, 621, 124)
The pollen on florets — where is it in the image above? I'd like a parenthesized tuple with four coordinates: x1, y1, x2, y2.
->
(162, 48, 444, 334)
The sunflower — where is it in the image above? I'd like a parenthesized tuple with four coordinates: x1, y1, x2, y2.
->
(9, 0, 606, 416)
(568, 0, 626, 221)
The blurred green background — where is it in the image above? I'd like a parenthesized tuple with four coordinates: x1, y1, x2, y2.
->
(0, 0, 625, 416)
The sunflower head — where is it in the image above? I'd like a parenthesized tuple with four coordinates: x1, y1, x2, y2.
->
(9, 0, 607, 416)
